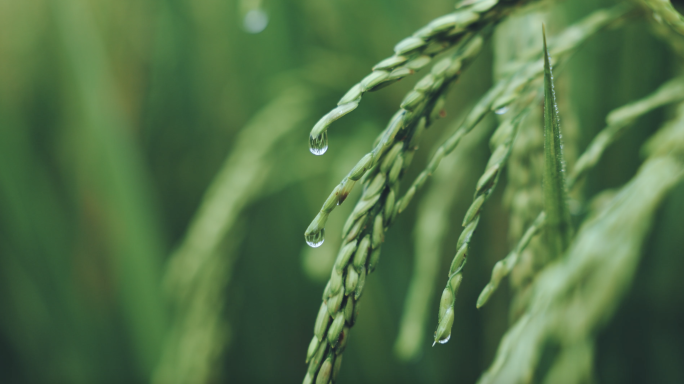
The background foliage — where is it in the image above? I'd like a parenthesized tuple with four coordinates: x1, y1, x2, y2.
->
(0, 0, 683, 383)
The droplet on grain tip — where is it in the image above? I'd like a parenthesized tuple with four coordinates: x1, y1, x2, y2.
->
(305, 229, 325, 248)
(309, 131, 328, 155)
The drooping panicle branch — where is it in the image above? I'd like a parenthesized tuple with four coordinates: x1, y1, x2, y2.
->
(434, 98, 534, 345)
(304, 33, 487, 248)
(391, 4, 632, 219)
(307, 0, 537, 156)
(477, 75, 684, 308)
(303, 31, 492, 384)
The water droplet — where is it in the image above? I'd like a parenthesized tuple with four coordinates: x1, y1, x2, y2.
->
(309, 131, 328, 155)
(243, 9, 269, 34)
(653, 13, 663, 24)
(305, 229, 325, 248)
(438, 334, 451, 344)
(495, 106, 509, 115)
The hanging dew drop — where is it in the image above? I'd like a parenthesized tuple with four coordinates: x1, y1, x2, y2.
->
(305, 228, 325, 248)
(495, 106, 509, 115)
(438, 334, 451, 344)
(309, 131, 328, 155)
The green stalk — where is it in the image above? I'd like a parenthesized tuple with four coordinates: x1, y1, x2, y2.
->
(641, 0, 684, 35)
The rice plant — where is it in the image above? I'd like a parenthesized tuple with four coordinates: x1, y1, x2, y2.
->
(0, 0, 683, 383)
(300, 0, 684, 382)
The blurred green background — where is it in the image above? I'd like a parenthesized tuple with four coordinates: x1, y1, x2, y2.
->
(0, 0, 683, 383)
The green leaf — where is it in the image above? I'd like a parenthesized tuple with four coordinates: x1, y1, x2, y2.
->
(542, 25, 573, 258)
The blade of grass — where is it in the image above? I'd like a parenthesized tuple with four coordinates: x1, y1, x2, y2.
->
(0, 112, 96, 383)
(155, 86, 313, 384)
(542, 25, 573, 259)
(53, 0, 169, 374)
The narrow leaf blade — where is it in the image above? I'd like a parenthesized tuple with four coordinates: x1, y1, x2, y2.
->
(542, 25, 573, 258)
